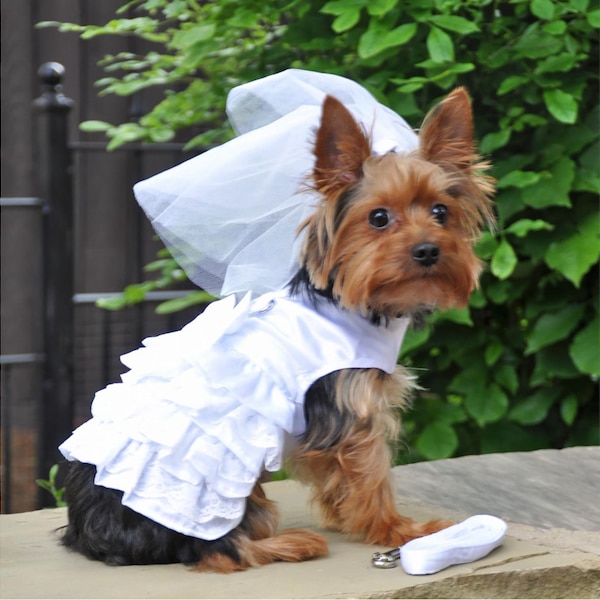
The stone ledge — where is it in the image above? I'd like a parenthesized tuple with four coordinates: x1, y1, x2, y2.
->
(1, 448, 599, 599)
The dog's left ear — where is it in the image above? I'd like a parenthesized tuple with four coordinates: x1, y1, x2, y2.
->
(313, 95, 372, 196)
(419, 87, 476, 171)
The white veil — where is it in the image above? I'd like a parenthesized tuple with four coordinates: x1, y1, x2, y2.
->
(133, 69, 419, 298)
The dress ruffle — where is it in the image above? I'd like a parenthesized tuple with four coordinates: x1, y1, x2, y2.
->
(60, 293, 288, 540)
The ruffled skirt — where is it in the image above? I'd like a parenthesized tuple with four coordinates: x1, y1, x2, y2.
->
(60, 294, 294, 540)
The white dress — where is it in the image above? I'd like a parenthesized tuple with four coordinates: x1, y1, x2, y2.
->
(60, 289, 409, 540)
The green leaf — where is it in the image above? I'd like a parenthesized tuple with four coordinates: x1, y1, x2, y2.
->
(486, 280, 512, 304)
(568, 0, 589, 12)
(505, 219, 554, 237)
(522, 157, 575, 209)
(321, 0, 366, 16)
(480, 129, 511, 153)
(79, 120, 112, 132)
(465, 383, 509, 425)
(535, 53, 578, 74)
(495, 364, 519, 394)
(509, 388, 559, 425)
(383, 23, 418, 49)
(172, 23, 216, 48)
(560, 395, 578, 426)
(485, 340, 504, 366)
(123, 283, 150, 303)
(149, 127, 175, 143)
(428, 15, 479, 34)
(394, 78, 428, 93)
(491, 238, 518, 280)
(96, 295, 128, 311)
(545, 211, 600, 286)
(366, 0, 397, 17)
(426, 26, 454, 63)
(542, 20, 567, 35)
(543, 89, 578, 124)
(574, 168, 600, 193)
(331, 9, 360, 32)
(469, 288, 486, 309)
(155, 291, 215, 314)
(498, 75, 529, 95)
(531, 345, 580, 385)
(525, 304, 586, 355)
(358, 23, 417, 58)
(531, 0, 555, 20)
(435, 402, 468, 424)
(450, 368, 509, 425)
(35, 479, 52, 492)
(434, 307, 473, 326)
(497, 170, 541, 189)
(400, 324, 432, 355)
(587, 8, 600, 27)
(569, 317, 600, 376)
(475, 231, 498, 260)
(416, 421, 458, 460)
(514, 24, 563, 58)
(49, 463, 60, 480)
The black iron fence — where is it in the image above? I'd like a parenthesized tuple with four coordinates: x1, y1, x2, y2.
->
(0, 63, 199, 512)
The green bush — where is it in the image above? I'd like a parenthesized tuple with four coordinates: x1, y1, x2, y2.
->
(41, 0, 599, 461)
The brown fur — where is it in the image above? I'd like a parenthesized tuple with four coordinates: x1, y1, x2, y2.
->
(292, 369, 450, 547)
(301, 88, 495, 318)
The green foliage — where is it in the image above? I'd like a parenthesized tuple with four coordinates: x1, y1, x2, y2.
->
(36, 464, 67, 507)
(94, 247, 216, 312)
(42, 0, 599, 461)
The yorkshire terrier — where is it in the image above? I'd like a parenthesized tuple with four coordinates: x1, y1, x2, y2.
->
(60, 86, 494, 572)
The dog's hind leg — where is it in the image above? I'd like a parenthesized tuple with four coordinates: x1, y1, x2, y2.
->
(194, 483, 328, 572)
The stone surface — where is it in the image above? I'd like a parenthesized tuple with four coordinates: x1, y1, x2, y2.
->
(1, 448, 599, 599)
(392, 446, 600, 532)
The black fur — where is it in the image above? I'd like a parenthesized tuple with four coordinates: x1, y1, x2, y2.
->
(300, 371, 356, 452)
(61, 462, 264, 566)
(288, 265, 336, 308)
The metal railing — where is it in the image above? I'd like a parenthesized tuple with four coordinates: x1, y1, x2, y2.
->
(1, 63, 200, 511)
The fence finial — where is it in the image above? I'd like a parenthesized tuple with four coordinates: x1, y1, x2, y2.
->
(35, 62, 73, 110)
(38, 61, 64, 85)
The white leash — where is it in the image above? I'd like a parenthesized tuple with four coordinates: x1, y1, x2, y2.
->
(372, 514, 507, 575)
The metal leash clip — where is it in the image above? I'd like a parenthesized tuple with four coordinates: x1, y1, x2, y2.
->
(371, 547, 401, 568)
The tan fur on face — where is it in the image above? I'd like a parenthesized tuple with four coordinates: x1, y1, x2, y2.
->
(300, 88, 495, 319)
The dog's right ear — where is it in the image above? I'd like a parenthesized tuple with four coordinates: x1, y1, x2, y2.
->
(418, 87, 476, 171)
(312, 95, 371, 197)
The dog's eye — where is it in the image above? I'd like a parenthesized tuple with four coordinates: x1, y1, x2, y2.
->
(432, 204, 448, 225)
(368, 208, 392, 230)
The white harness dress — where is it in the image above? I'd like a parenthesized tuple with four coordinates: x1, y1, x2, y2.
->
(60, 290, 409, 540)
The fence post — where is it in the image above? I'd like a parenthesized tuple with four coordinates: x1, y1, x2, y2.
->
(33, 62, 75, 504)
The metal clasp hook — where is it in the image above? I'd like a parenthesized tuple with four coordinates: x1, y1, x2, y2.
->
(371, 547, 401, 568)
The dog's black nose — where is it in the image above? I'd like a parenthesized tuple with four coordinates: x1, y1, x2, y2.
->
(412, 242, 440, 267)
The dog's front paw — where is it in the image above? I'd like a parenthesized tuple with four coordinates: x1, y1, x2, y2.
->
(369, 518, 454, 547)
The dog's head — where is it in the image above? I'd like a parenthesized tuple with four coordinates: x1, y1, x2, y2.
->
(296, 88, 496, 321)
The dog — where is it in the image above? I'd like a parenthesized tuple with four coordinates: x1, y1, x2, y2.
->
(59, 86, 495, 573)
